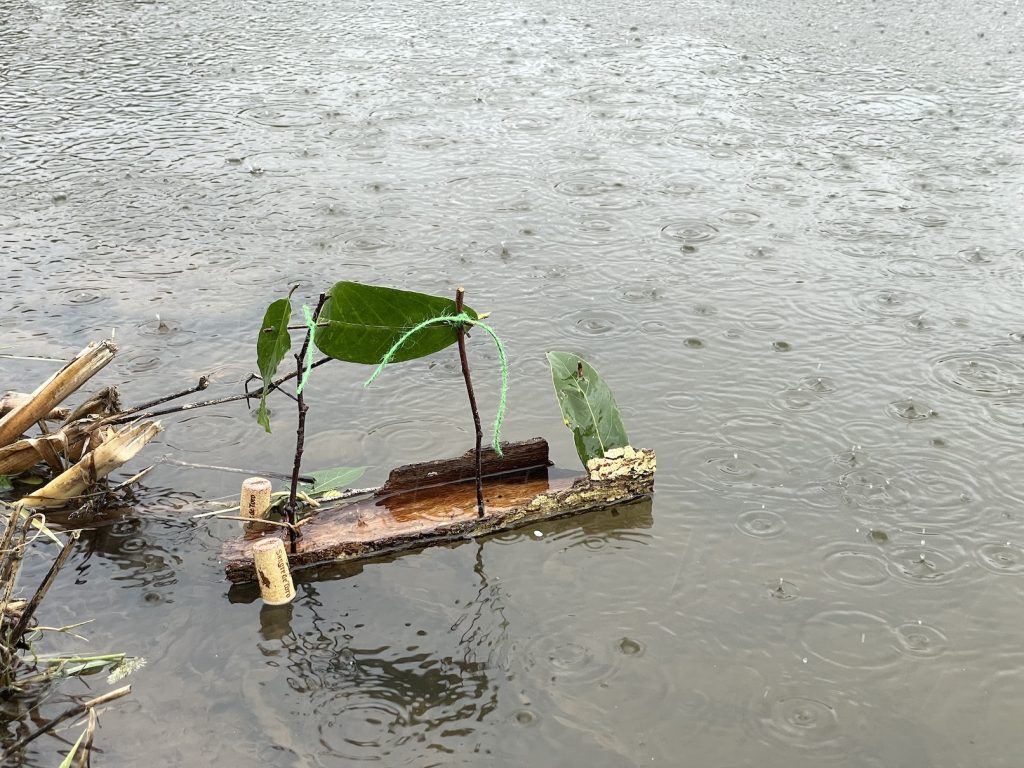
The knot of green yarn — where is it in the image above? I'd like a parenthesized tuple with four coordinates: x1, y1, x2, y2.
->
(295, 304, 317, 396)
(364, 312, 509, 456)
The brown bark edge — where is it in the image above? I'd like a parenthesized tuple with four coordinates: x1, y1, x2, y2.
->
(222, 439, 655, 584)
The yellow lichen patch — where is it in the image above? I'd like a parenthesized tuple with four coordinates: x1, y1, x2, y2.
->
(586, 446, 657, 482)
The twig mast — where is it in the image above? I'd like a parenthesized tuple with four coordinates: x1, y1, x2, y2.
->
(455, 288, 485, 518)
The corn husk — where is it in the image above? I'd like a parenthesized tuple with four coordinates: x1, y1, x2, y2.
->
(0, 341, 117, 448)
(19, 421, 162, 509)
(0, 422, 93, 475)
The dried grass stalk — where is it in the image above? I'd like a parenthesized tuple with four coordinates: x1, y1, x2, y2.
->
(0, 341, 117, 448)
(18, 421, 162, 509)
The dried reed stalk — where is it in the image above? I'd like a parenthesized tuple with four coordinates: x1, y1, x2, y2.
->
(0, 392, 70, 421)
(0, 341, 117, 448)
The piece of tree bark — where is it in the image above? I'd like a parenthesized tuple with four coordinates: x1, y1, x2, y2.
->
(223, 441, 655, 584)
(378, 437, 550, 494)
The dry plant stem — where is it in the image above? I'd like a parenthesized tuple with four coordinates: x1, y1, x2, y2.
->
(0, 684, 131, 757)
(0, 514, 32, 625)
(77, 707, 98, 768)
(105, 357, 333, 424)
(8, 530, 80, 648)
(286, 294, 329, 553)
(0, 341, 117, 448)
(455, 288, 485, 518)
(118, 376, 210, 416)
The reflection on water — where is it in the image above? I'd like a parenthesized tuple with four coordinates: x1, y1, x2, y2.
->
(2, 0, 1024, 764)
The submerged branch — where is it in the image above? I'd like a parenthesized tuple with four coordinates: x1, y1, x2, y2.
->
(0, 684, 131, 758)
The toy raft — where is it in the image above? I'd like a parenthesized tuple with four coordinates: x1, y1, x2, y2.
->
(222, 437, 656, 584)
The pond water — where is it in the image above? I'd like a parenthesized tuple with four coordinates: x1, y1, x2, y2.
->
(3, 0, 1024, 764)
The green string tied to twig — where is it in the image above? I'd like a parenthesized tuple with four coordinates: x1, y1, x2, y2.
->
(364, 312, 509, 456)
(296, 304, 317, 396)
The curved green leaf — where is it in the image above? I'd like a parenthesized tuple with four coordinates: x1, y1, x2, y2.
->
(256, 297, 293, 432)
(300, 466, 367, 495)
(547, 351, 629, 467)
(315, 282, 476, 365)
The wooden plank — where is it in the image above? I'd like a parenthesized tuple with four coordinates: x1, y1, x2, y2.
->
(377, 437, 549, 494)
(222, 442, 656, 584)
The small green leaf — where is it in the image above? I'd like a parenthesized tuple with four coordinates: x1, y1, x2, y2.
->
(256, 296, 293, 433)
(315, 282, 476, 365)
(547, 351, 629, 467)
(40, 653, 126, 678)
(300, 466, 367, 495)
(0, 475, 11, 491)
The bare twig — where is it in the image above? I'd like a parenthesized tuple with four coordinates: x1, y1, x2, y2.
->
(156, 457, 313, 484)
(285, 294, 329, 553)
(455, 288, 485, 518)
(8, 530, 80, 648)
(105, 357, 333, 424)
(118, 376, 210, 416)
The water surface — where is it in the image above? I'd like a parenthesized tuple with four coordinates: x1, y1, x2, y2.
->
(2, 0, 1023, 765)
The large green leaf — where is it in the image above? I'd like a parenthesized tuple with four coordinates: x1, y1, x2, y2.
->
(547, 351, 629, 467)
(256, 296, 293, 432)
(315, 282, 476, 365)
(300, 466, 367, 495)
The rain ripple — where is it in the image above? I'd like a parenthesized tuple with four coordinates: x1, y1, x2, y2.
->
(749, 685, 865, 759)
(819, 544, 890, 588)
(885, 536, 969, 586)
(800, 609, 901, 670)
(687, 444, 786, 492)
(931, 350, 1024, 399)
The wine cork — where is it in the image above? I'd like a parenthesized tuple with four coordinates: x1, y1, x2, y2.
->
(240, 477, 273, 532)
(252, 537, 295, 605)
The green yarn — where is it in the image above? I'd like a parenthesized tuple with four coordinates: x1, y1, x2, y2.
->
(296, 304, 317, 395)
(364, 312, 509, 456)
(470, 319, 508, 456)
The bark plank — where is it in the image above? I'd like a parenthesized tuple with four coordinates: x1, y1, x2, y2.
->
(222, 440, 655, 584)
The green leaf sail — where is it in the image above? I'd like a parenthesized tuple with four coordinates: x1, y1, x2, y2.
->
(315, 282, 476, 365)
(546, 351, 629, 467)
(256, 297, 293, 432)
